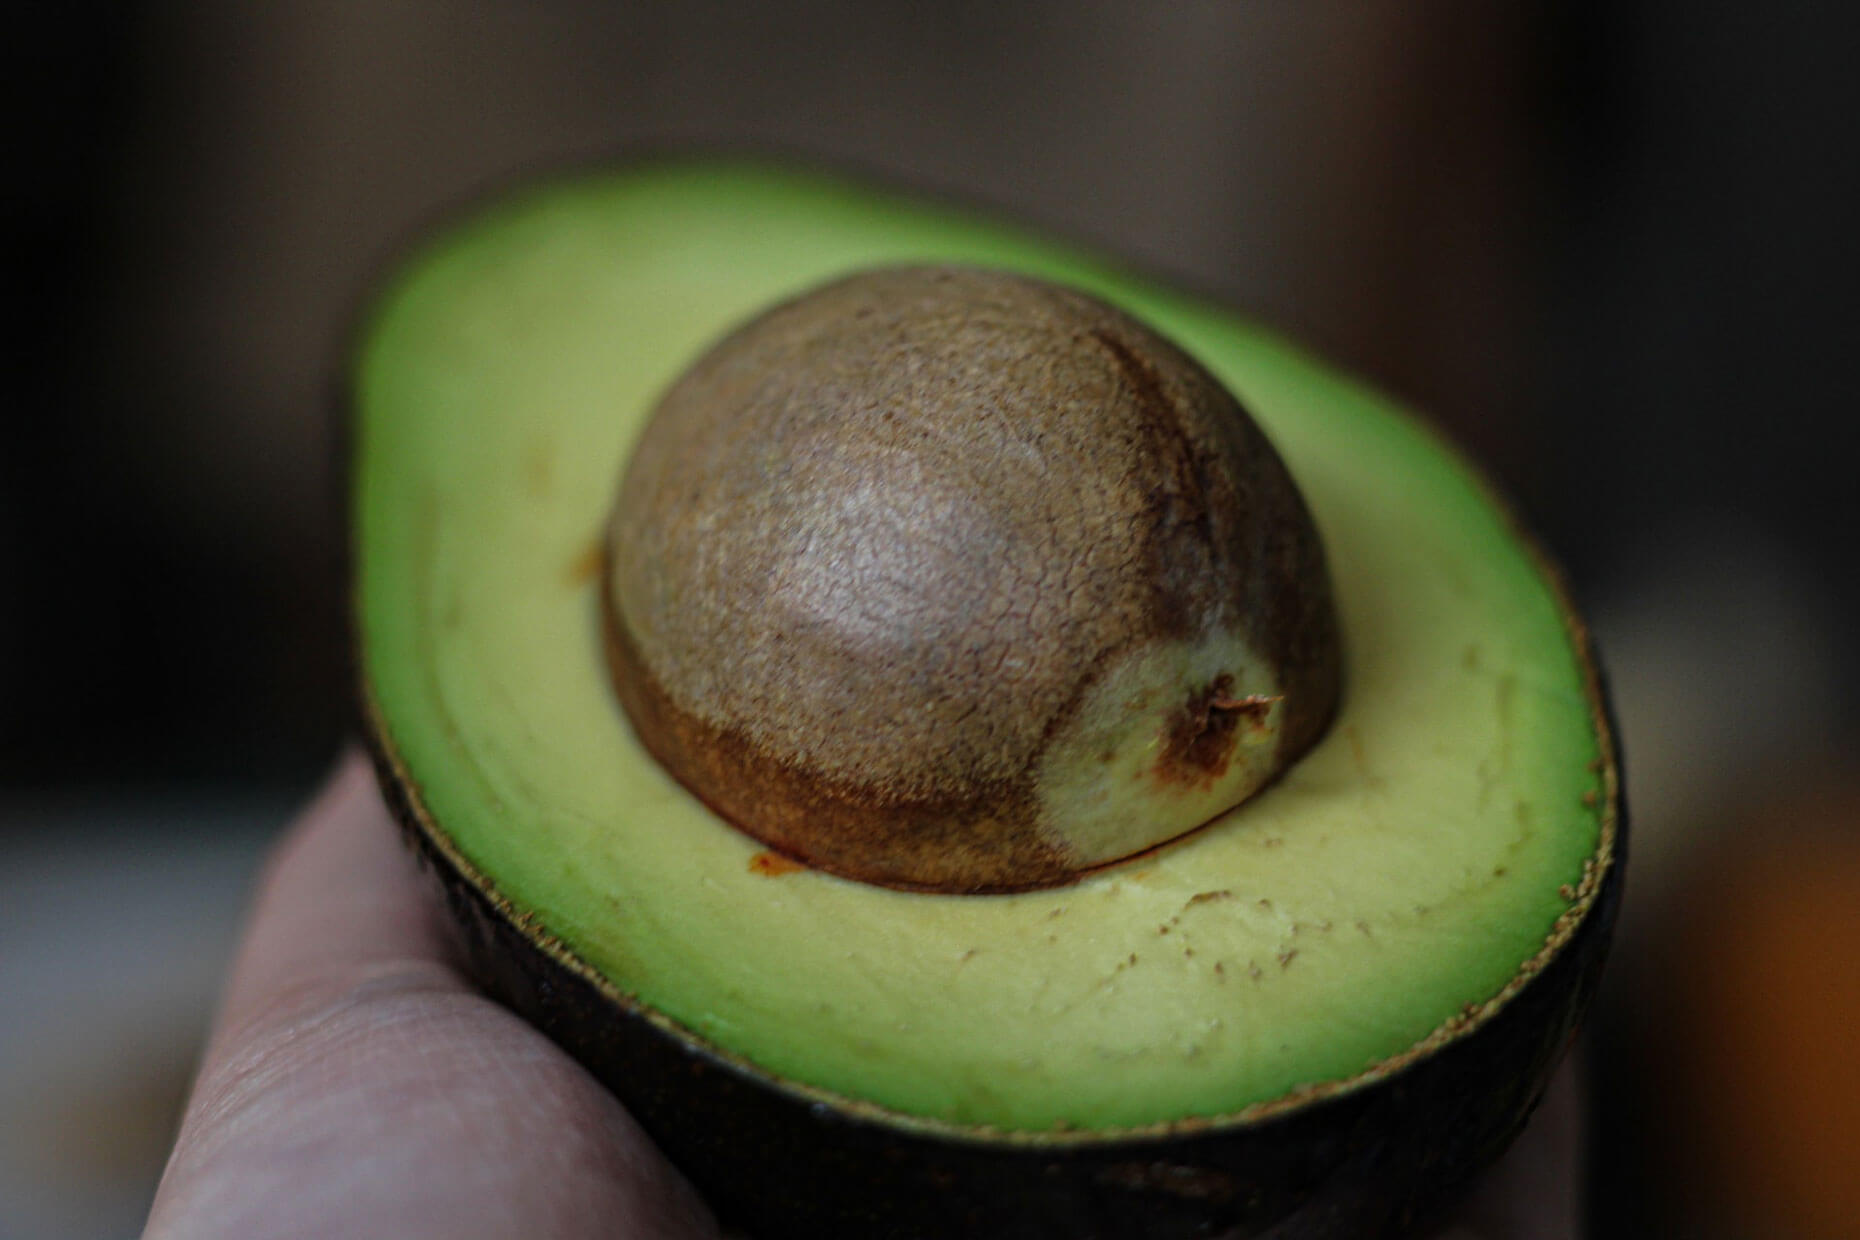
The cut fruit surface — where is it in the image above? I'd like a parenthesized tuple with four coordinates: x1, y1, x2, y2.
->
(353, 158, 1616, 1136)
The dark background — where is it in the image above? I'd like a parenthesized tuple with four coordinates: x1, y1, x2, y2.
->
(5, 4, 1858, 1238)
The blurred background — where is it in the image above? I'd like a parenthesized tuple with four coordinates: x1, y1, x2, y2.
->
(5, 3, 1857, 1237)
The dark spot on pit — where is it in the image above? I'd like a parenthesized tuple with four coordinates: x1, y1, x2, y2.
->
(1152, 675, 1274, 790)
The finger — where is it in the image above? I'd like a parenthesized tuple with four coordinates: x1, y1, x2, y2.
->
(208, 749, 465, 1045)
(147, 750, 720, 1240)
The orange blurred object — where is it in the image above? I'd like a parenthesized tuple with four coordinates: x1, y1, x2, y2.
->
(1668, 770, 1860, 1239)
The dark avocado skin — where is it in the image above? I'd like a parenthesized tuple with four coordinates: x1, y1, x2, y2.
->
(366, 728, 1623, 1240)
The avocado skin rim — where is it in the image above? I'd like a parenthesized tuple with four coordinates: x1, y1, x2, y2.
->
(362, 696, 1621, 1240)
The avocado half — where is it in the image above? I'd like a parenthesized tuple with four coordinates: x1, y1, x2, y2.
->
(352, 158, 1623, 1239)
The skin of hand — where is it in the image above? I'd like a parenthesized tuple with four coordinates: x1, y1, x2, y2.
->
(144, 752, 1582, 1240)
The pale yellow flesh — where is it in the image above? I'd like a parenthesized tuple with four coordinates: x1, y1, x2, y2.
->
(355, 161, 1607, 1132)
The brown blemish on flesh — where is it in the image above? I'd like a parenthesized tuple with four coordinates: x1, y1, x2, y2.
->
(749, 850, 807, 877)
(567, 537, 604, 587)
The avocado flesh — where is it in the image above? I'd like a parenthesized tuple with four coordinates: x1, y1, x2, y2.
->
(354, 161, 1611, 1134)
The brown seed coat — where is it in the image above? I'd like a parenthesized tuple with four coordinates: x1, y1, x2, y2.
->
(605, 266, 1338, 890)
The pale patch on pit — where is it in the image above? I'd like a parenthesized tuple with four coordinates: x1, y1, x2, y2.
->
(1036, 630, 1283, 868)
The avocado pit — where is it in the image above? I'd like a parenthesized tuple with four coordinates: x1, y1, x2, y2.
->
(602, 265, 1341, 891)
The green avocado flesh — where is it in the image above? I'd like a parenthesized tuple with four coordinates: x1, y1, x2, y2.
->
(354, 160, 1610, 1134)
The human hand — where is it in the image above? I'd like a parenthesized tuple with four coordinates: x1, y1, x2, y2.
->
(143, 753, 718, 1239)
(145, 753, 1580, 1239)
